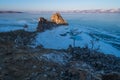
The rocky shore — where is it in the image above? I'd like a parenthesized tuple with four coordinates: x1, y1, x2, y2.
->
(0, 30, 37, 48)
(0, 30, 120, 80)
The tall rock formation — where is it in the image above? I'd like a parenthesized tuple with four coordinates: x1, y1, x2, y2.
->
(37, 17, 57, 32)
(37, 17, 47, 31)
(51, 13, 68, 25)
(37, 13, 68, 32)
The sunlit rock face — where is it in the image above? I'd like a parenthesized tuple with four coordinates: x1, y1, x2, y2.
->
(37, 13, 68, 32)
(51, 13, 68, 25)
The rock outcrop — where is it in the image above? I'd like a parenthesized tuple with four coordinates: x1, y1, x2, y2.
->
(51, 13, 68, 25)
(0, 30, 36, 48)
(37, 17, 57, 32)
(37, 13, 68, 32)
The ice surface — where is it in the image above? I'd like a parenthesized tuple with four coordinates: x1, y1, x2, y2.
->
(0, 13, 120, 57)
(34, 26, 120, 57)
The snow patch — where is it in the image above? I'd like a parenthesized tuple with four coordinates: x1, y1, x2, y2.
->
(40, 52, 71, 65)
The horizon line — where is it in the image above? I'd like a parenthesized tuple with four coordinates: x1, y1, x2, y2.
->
(0, 8, 120, 12)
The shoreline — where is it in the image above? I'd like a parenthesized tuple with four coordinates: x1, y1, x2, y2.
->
(0, 30, 120, 79)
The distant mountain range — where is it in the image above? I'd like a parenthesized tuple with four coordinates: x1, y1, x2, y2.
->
(61, 9, 120, 13)
(1, 9, 120, 13)
(27, 9, 120, 13)
(0, 11, 23, 13)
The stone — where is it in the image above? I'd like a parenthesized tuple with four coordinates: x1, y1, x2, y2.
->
(33, 65, 37, 69)
(51, 13, 68, 25)
(23, 24, 28, 28)
(37, 17, 57, 32)
(39, 17, 47, 23)
(37, 13, 68, 32)
(0, 30, 36, 47)
(67, 45, 73, 54)
(37, 17, 48, 32)
(102, 72, 120, 80)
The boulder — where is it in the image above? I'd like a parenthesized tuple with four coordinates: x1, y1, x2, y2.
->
(51, 13, 68, 25)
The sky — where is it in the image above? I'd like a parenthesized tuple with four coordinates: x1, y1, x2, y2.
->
(0, 0, 120, 11)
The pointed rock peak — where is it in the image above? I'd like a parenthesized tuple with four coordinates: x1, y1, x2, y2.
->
(51, 12, 68, 25)
(37, 13, 68, 32)
(39, 17, 47, 23)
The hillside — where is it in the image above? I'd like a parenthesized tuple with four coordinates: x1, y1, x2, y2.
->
(0, 30, 120, 80)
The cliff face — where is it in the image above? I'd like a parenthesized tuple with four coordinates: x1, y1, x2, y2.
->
(37, 17, 48, 32)
(51, 13, 68, 25)
(37, 17, 57, 32)
(37, 12, 68, 32)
